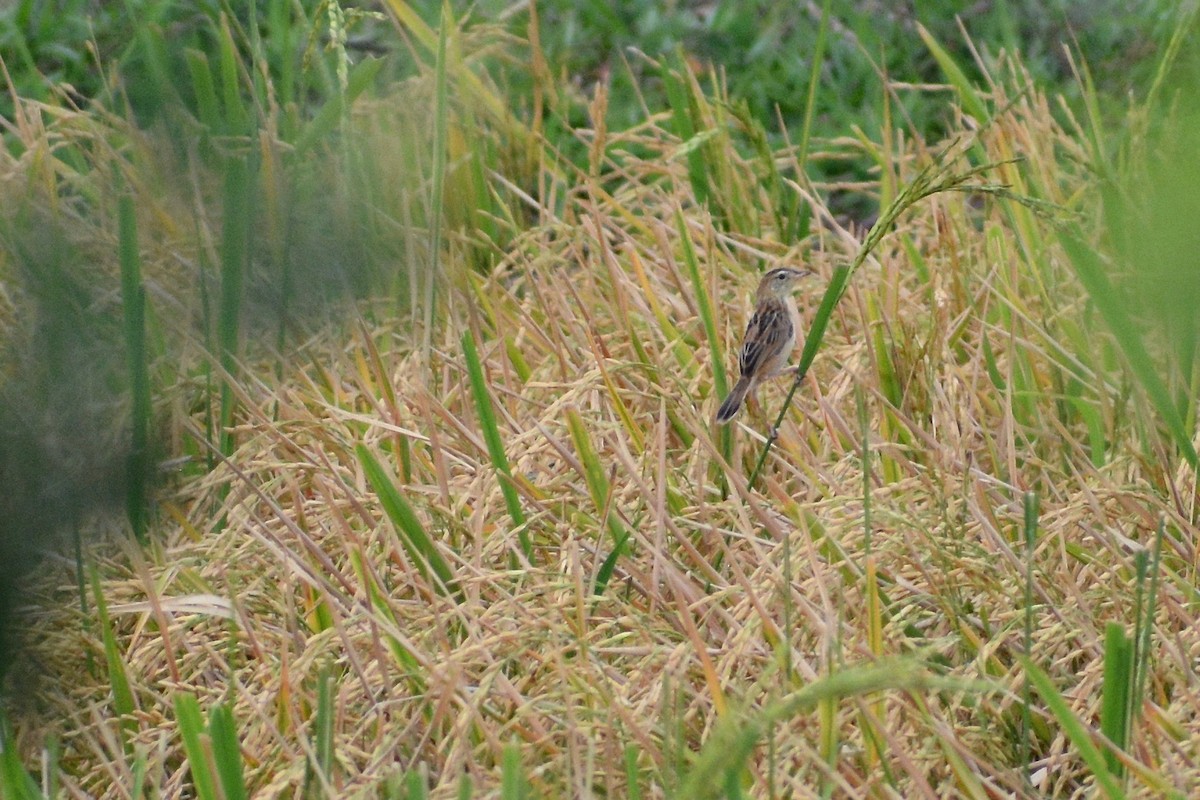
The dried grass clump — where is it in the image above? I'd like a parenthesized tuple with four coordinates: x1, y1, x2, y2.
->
(7, 70, 1200, 799)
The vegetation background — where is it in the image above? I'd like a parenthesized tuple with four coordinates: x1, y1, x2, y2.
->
(1, 0, 1198, 797)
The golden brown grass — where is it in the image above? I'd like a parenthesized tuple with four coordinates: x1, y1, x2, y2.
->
(5, 58, 1200, 800)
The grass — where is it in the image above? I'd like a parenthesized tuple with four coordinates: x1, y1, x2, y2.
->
(471, 0, 1170, 170)
(2, 1, 1200, 798)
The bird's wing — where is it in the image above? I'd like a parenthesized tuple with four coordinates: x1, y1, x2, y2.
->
(739, 301, 792, 377)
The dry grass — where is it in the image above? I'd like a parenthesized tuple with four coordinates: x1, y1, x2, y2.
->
(4, 62, 1200, 800)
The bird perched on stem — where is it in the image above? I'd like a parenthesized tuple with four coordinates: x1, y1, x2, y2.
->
(716, 267, 812, 424)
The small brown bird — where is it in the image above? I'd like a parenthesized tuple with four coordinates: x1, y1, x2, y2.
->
(716, 267, 811, 424)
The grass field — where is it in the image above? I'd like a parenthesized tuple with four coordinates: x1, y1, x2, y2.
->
(2, 1, 1200, 798)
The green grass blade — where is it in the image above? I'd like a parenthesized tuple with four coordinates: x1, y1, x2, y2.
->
(118, 193, 150, 544)
(207, 704, 247, 800)
(1057, 231, 1198, 468)
(129, 753, 146, 800)
(216, 14, 249, 134)
(1099, 622, 1132, 777)
(500, 740, 526, 800)
(174, 693, 218, 800)
(267, 0, 298, 133)
(1132, 521, 1164, 724)
(402, 768, 428, 798)
(314, 663, 335, 788)
(383, 0, 527, 131)
(796, 261, 851, 378)
(184, 48, 222, 133)
(356, 444, 462, 601)
(795, 0, 831, 171)
(504, 336, 532, 383)
(422, 4, 450, 358)
(593, 528, 630, 598)
(676, 206, 724, 402)
(679, 660, 938, 799)
(624, 744, 642, 800)
(916, 23, 988, 124)
(218, 157, 251, 459)
(292, 56, 384, 155)
(1142, 3, 1199, 115)
(43, 734, 60, 800)
(1021, 491, 1038, 781)
(462, 330, 530, 559)
(120, 0, 175, 107)
(663, 53, 709, 207)
(675, 205, 732, 471)
(72, 523, 93, 676)
(0, 710, 45, 799)
(1072, 50, 1108, 183)
(565, 408, 609, 524)
(564, 408, 627, 595)
(1022, 657, 1127, 800)
(91, 568, 137, 754)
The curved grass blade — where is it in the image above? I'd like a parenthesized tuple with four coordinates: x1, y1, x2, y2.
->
(462, 330, 530, 560)
(174, 693, 218, 800)
(1058, 231, 1198, 468)
(679, 660, 943, 799)
(916, 24, 988, 124)
(207, 704, 247, 800)
(565, 408, 628, 595)
(293, 57, 385, 156)
(0, 710, 45, 799)
(663, 52, 709, 208)
(92, 568, 137, 755)
(1022, 657, 1126, 800)
(357, 444, 462, 602)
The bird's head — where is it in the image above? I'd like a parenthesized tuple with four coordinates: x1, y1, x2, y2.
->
(756, 267, 812, 300)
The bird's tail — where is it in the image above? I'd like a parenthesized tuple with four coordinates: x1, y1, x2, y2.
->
(716, 377, 752, 424)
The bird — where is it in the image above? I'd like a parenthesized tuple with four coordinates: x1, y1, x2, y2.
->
(716, 267, 812, 424)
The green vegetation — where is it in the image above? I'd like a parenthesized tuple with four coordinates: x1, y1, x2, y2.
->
(475, 0, 1165, 138)
(1, 0, 1199, 797)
